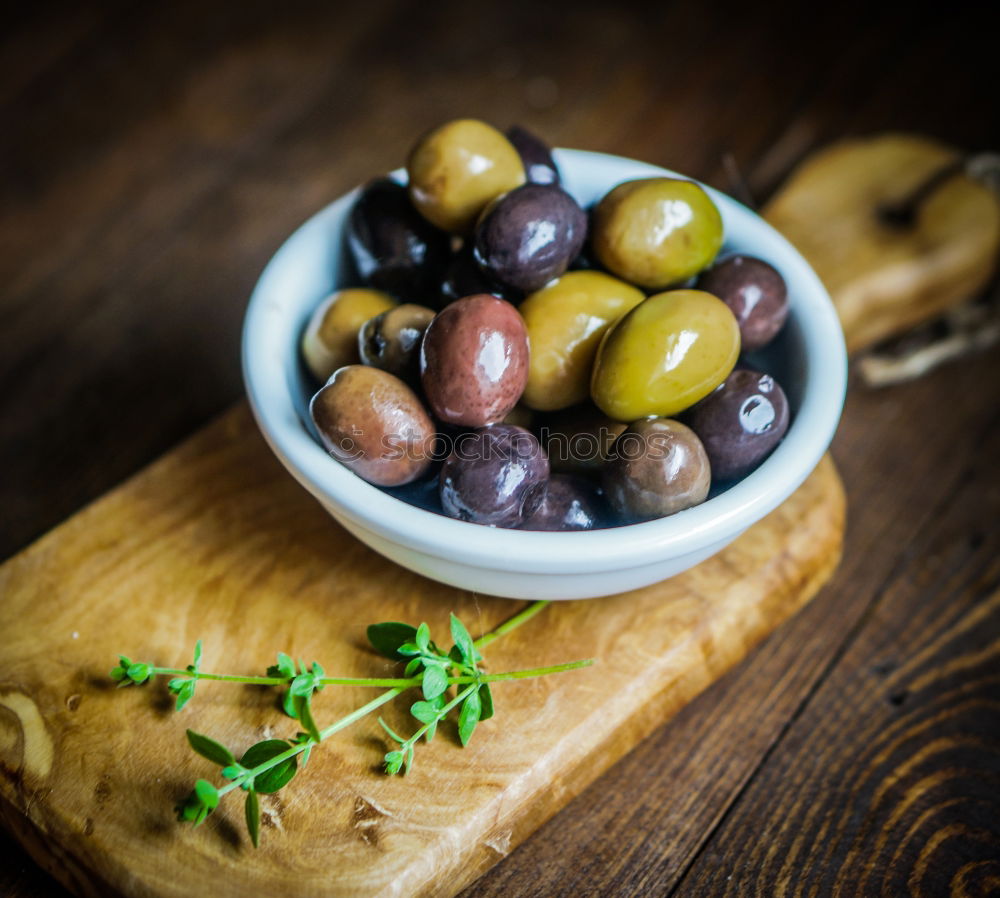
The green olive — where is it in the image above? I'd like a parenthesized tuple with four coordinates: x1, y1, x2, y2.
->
(520, 271, 645, 411)
(301, 288, 397, 382)
(592, 177, 724, 288)
(591, 289, 740, 421)
(406, 119, 526, 233)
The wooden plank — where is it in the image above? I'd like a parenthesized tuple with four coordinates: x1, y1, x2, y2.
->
(672, 360, 1000, 896)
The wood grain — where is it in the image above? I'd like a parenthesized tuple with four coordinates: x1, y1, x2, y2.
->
(0, 406, 843, 898)
(3, 3, 999, 896)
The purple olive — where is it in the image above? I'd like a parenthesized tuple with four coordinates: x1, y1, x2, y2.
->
(439, 425, 549, 527)
(519, 474, 605, 531)
(473, 183, 587, 293)
(696, 255, 789, 351)
(684, 368, 789, 481)
(506, 125, 560, 185)
(348, 178, 451, 302)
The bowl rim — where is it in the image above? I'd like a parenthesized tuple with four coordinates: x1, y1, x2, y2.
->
(242, 148, 846, 575)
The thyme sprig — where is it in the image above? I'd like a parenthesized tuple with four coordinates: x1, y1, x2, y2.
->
(111, 600, 591, 847)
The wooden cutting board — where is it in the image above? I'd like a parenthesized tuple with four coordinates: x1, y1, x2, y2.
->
(0, 403, 844, 898)
(11, 131, 990, 898)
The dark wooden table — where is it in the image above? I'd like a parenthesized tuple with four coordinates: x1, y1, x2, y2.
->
(3, 2, 998, 895)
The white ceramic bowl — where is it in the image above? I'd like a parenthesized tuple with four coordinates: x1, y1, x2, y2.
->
(242, 149, 846, 600)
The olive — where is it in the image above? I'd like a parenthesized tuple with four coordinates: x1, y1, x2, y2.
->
(592, 177, 724, 288)
(347, 178, 451, 301)
(358, 303, 435, 385)
(301, 288, 397, 382)
(591, 289, 740, 421)
(541, 403, 626, 475)
(684, 368, 789, 481)
(519, 270, 644, 411)
(473, 183, 587, 293)
(696, 255, 789, 351)
(505, 125, 560, 185)
(309, 366, 434, 487)
(519, 474, 605, 531)
(603, 419, 711, 522)
(440, 244, 515, 306)
(407, 119, 525, 233)
(439, 424, 549, 527)
(420, 294, 529, 427)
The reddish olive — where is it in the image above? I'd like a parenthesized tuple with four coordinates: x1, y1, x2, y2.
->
(420, 294, 529, 427)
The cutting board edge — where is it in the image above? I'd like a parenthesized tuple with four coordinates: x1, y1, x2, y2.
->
(420, 482, 845, 898)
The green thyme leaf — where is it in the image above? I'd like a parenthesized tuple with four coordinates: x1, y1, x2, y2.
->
(290, 673, 317, 698)
(126, 662, 151, 684)
(186, 730, 235, 767)
(240, 740, 297, 794)
(415, 622, 431, 653)
(267, 651, 295, 679)
(298, 694, 322, 744)
(245, 790, 260, 848)
(176, 780, 219, 826)
(177, 680, 196, 711)
(384, 750, 404, 774)
(450, 614, 476, 665)
(366, 622, 418, 660)
(458, 688, 482, 747)
(422, 665, 448, 701)
(479, 682, 494, 721)
(409, 701, 439, 724)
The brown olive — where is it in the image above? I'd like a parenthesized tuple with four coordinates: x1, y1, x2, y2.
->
(309, 366, 434, 487)
(358, 303, 435, 385)
(602, 418, 711, 522)
(301, 288, 396, 382)
(407, 119, 526, 233)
